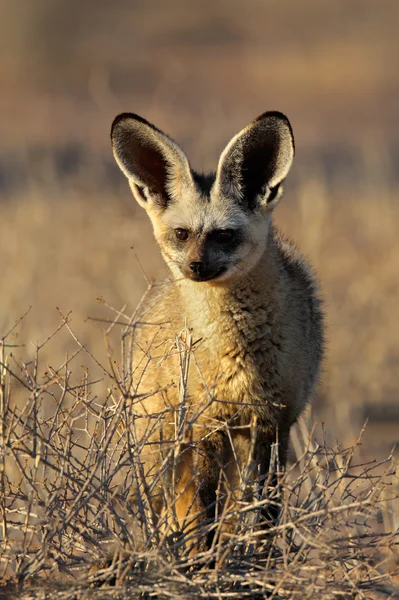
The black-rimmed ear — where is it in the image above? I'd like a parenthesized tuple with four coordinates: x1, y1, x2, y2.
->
(215, 111, 295, 211)
(111, 113, 193, 209)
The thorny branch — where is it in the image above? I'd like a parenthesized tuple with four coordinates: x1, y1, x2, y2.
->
(0, 299, 398, 599)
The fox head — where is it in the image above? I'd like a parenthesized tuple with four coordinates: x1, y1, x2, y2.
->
(111, 111, 294, 284)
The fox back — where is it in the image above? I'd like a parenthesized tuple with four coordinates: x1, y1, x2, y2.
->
(111, 111, 324, 548)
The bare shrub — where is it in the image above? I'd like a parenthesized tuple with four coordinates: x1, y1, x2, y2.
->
(0, 299, 398, 599)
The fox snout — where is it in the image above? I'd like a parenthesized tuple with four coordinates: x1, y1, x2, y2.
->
(183, 260, 227, 282)
(171, 233, 231, 282)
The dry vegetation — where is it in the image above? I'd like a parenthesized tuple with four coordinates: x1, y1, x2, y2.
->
(1, 175, 398, 454)
(0, 175, 398, 598)
(0, 297, 398, 599)
(1, 0, 399, 597)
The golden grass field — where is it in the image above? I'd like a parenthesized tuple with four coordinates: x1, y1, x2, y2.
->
(0, 0, 398, 597)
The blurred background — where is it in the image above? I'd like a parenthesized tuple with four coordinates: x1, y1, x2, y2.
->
(0, 0, 398, 460)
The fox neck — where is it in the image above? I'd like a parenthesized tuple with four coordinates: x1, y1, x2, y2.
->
(176, 229, 280, 349)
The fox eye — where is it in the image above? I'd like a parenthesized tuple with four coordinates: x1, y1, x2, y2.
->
(213, 230, 235, 243)
(175, 228, 189, 241)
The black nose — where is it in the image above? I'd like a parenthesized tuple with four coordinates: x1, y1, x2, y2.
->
(189, 261, 204, 275)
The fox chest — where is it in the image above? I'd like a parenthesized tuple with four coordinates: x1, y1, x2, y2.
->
(189, 315, 284, 423)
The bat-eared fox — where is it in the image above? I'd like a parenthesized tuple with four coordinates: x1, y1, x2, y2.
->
(111, 110, 324, 550)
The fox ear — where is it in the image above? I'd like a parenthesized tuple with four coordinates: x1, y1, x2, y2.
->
(111, 113, 193, 209)
(215, 111, 294, 211)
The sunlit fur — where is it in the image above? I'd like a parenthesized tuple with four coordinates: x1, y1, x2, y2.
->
(145, 179, 276, 284)
(111, 111, 324, 550)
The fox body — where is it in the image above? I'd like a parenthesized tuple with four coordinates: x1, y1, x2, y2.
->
(111, 111, 324, 542)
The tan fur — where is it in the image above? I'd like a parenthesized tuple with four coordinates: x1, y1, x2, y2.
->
(111, 111, 324, 548)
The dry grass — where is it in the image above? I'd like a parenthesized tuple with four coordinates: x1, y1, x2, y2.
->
(1, 141, 398, 599)
(1, 175, 399, 597)
(0, 302, 398, 599)
(1, 172, 398, 450)
(278, 179, 399, 452)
